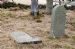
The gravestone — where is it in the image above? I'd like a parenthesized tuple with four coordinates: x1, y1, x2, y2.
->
(51, 5, 66, 38)
(31, 0, 38, 16)
(10, 32, 42, 44)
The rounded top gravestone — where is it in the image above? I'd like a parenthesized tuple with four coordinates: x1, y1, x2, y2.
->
(51, 5, 66, 38)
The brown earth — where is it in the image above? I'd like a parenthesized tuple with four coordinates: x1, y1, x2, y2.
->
(0, 8, 75, 49)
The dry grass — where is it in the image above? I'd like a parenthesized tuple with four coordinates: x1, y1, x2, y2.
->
(0, 8, 75, 49)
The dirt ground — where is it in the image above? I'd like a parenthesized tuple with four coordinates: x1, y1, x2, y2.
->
(0, 8, 75, 49)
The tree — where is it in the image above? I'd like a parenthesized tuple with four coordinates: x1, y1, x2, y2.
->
(46, 0, 53, 14)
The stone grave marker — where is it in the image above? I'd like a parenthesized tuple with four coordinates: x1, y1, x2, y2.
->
(10, 32, 42, 44)
(51, 5, 66, 38)
(31, 0, 38, 16)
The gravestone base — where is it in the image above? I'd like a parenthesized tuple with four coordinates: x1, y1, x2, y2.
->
(51, 5, 66, 38)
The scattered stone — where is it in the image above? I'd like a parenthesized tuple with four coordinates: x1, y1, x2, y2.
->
(51, 5, 66, 38)
(10, 32, 42, 44)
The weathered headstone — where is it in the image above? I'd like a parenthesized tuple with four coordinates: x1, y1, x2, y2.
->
(10, 32, 42, 44)
(51, 5, 66, 38)
(46, 0, 53, 14)
(31, 0, 38, 16)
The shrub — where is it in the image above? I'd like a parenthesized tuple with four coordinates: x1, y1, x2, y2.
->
(2, 2, 17, 8)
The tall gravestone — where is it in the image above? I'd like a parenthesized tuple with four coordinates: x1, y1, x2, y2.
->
(46, 0, 53, 14)
(31, 0, 38, 16)
(51, 5, 66, 38)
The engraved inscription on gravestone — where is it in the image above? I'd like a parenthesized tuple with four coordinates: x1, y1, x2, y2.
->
(51, 5, 66, 38)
